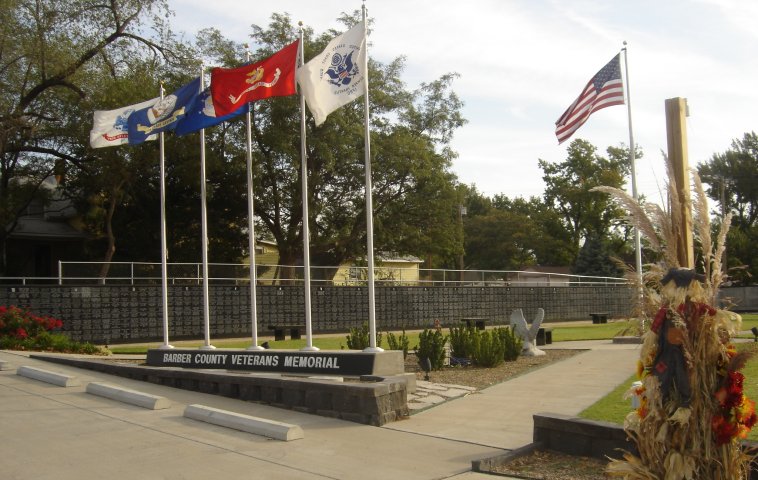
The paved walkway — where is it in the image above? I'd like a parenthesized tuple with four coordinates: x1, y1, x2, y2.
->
(0, 339, 639, 479)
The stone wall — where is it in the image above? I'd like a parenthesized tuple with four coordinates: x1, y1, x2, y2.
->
(1, 284, 635, 343)
(720, 287, 758, 312)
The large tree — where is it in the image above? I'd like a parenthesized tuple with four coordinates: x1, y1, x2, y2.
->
(698, 132, 758, 284)
(538, 139, 633, 263)
(245, 14, 465, 277)
(698, 132, 758, 229)
(0, 0, 176, 274)
(492, 195, 574, 267)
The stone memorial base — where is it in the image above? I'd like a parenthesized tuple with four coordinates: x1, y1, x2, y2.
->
(32, 350, 410, 426)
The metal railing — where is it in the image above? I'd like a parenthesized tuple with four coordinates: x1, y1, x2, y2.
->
(30, 261, 631, 287)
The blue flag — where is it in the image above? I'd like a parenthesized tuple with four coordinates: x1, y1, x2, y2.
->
(174, 87, 249, 136)
(127, 77, 202, 145)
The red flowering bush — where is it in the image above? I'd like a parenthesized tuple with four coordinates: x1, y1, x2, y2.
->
(712, 347, 758, 445)
(0, 305, 63, 339)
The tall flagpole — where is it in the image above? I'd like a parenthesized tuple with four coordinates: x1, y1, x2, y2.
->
(298, 24, 318, 352)
(362, 3, 383, 353)
(244, 46, 264, 351)
(622, 42, 644, 288)
(199, 64, 215, 350)
(158, 83, 173, 350)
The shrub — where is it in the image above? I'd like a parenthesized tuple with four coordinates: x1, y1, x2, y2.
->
(448, 324, 475, 359)
(416, 328, 448, 370)
(0, 305, 62, 339)
(386, 329, 410, 359)
(469, 329, 506, 367)
(346, 323, 383, 350)
(0, 305, 105, 354)
(495, 326, 523, 361)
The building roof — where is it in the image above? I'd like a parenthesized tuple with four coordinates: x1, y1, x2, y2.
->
(9, 217, 88, 240)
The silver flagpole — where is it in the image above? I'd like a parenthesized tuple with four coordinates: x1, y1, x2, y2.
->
(362, 3, 383, 352)
(622, 42, 643, 288)
(199, 64, 215, 350)
(158, 83, 173, 350)
(244, 46, 264, 351)
(299, 24, 318, 352)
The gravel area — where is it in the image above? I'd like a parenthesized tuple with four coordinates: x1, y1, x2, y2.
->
(404, 349, 584, 389)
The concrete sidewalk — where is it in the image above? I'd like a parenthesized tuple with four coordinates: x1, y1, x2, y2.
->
(0, 340, 639, 480)
(386, 340, 639, 449)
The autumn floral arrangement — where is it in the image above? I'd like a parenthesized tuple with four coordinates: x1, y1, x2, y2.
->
(0, 305, 102, 354)
(594, 157, 756, 479)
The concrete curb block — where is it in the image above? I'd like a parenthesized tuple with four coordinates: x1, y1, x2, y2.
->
(183, 404, 304, 441)
(17, 366, 81, 387)
(86, 382, 171, 410)
(0, 360, 13, 371)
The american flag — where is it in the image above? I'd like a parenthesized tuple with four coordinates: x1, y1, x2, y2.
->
(555, 54, 625, 144)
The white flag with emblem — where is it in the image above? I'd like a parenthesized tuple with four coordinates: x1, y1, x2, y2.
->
(296, 21, 366, 126)
(90, 98, 158, 148)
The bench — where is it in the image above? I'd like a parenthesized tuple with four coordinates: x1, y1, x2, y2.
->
(462, 318, 487, 330)
(590, 313, 609, 324)
(267, 324, 305, 341)
(536, 327, 553, 346)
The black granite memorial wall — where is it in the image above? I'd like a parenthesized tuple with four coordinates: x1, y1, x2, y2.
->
(0, 284, 635, 343)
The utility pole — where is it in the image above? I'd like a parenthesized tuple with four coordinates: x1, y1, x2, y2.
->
(719, 176, 728, 273)
(665, 97, 694, 269)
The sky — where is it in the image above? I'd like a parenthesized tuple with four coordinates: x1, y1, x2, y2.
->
(167, 0, 758, 206)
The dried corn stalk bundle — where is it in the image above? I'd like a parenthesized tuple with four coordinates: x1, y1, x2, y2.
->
(593, 159, 755, 479)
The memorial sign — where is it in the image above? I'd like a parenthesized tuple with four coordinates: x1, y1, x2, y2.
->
(146, 349, 402, 376)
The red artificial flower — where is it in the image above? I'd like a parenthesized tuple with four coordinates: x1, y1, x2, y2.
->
(745, 412, 757, 430)
(651, 307, 668, 334)
(712, 414, 739, 445)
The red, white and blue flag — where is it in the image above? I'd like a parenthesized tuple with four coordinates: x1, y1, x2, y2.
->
(555, 54, 625, 144)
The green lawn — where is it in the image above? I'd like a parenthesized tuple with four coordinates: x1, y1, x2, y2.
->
(108, 315, 754, 354)
(550, 320, 637, 342)
(109, 319, 639, 354)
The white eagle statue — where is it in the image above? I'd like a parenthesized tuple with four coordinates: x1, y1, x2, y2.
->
(510, 308, 545, 357)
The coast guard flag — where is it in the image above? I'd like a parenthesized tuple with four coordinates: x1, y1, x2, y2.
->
(210, 40, 299, 117)
(90, 98, 158, 148)
(175, 87, 249, 136)
(296, 21, 366, 126)
(127, 77, 202, 145)
(555, 54, 625, 144)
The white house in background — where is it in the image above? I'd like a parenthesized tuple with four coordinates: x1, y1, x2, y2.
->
(6, 176, 88, 279)
(244, 241, 424, 286)
(333, 254, 424, 286)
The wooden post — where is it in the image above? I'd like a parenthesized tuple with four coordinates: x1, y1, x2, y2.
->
(665, 97, 694, 269)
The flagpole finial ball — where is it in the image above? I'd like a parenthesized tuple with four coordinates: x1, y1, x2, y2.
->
(243, 43, 249, 49)
(623, 40, 627, 46)
(298, 21, 303, 27)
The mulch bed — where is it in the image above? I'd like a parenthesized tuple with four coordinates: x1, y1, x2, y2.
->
(490, 449, 609, 479)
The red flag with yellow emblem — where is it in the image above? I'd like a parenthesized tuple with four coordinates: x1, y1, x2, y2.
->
(210, 40, 299, 116)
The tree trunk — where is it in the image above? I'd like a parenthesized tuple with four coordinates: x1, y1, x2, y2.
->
(98, 182, 124, 283)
